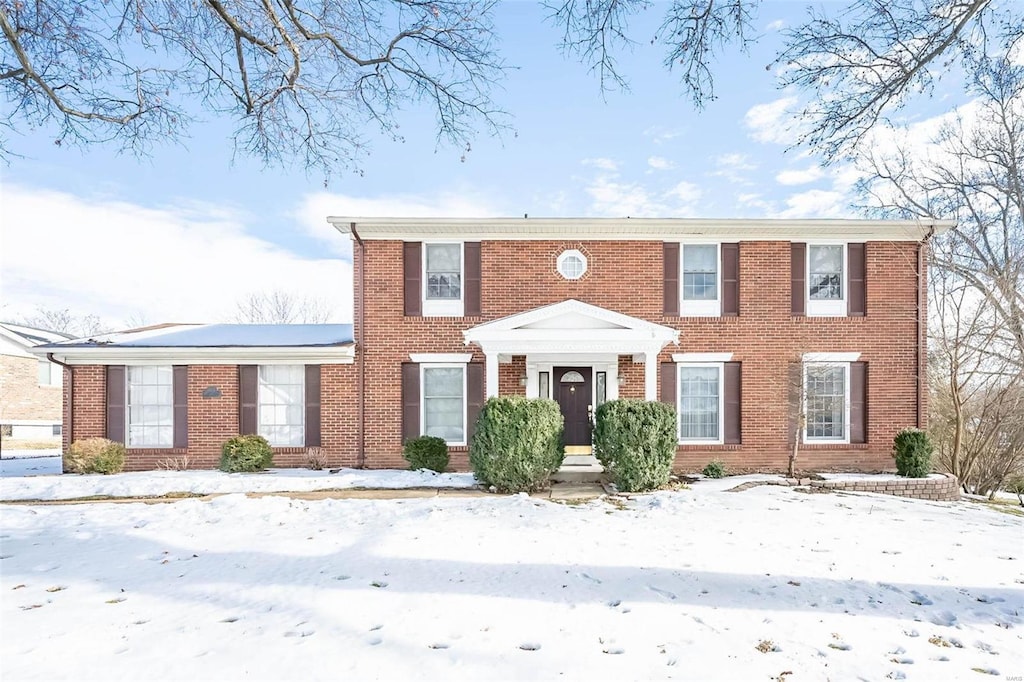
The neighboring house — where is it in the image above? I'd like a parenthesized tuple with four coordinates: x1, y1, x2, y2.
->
(36, 217, 954, 473)
(0, 323, 72, 441)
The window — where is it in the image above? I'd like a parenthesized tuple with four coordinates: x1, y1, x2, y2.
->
(538, 371, 550, 399)
(596, 371, 607, 407)
(38, 360, 59, 387)
(258, 365, 305, 446)
(422, 365, 466, 444)
(805, 363, 849, 442)
(127, 366, 173, 447)
(52, 424, 62, 436)
(557, 249, 588, 280)
(678, 364, 723, 443)
(681, 244, 720, 316)
(807, 244, 846, 316)
(425, 243, 461, 300)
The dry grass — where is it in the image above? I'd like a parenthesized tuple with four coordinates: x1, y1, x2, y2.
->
(0, 439, 61, 451)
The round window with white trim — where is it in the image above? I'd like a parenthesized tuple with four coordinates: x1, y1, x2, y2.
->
(557, 249, 588, 280)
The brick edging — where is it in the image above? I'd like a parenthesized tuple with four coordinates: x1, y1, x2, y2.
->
(727, 473, 960, 501)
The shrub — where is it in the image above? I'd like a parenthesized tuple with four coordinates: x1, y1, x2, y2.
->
(893, 428, 933, 478)
(64, 438, 126, 474)
(702, 459, 727, 479)
(469, 396, 564, 492)
(306, 447, 327, 471)
(593, 400, 677, 492)
(403, 435, 450, 473)
(1004, 474, 1024, 506)
(220, 434, 273, 473)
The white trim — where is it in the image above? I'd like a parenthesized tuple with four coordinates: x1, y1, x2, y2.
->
(556, 249, 588, 280)
(328, 217, 955, 242)
(802, 352, 861, 362)
(673, 352, 733, 362)
(803, 361, 851, 444)
(679, 243, 721, 317)
(410, 353, 473, 364)
(420, 363, 468, 447)
(257, 364, 307, 447)
(125, 365, 175, 449)
(422, 241, 464, 317)
(32, 346, 355, 365)
(806, 243, 848, 317)
(676, 362, 725, 445)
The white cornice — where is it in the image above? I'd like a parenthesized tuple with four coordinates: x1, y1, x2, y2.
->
(32, 345, 355, 366)
(673, 352, 734, 363)
(329, 217, 956, 242)
(409, 353, 474, 363)
(803, 352, 861, 362)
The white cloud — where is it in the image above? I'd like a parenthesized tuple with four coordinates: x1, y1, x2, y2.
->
(710, 153, 758, 183)
(647, 156, 676, 171)
(775, 165, 824, 186)
(776, 189, 857, 219)
(585, 177, 702, 217)
(0, 185, 353, 326)
(666, 181, 702, 204)
(745, 96, 800, 145)
(765, 19, 786, 31)
(581, 157, 619, 171)
(642, 126, 684, 145)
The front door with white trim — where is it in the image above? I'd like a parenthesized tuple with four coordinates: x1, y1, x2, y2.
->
(554, 366, 592, 447)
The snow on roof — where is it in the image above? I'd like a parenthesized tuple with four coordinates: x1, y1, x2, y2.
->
(0, 322, 74, 346)
(39, 324, 354, 349)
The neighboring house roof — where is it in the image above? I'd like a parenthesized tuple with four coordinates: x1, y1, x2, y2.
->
(31, 324, 355, 365)
(0, 323, 74, 359)
(328, 216, 957, 241)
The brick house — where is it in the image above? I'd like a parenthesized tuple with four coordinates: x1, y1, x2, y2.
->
(36, 217, 952, 473)
(1, 323, 71, 442)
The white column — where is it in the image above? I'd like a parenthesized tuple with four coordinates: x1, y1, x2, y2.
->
(644, 350, 658, 401)
(485, 352, 500, 398)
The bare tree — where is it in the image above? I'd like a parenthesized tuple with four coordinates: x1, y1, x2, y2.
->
(1, 1, 506, 176)
(234, 290, 331, 324)
(19, 307, 108, 337)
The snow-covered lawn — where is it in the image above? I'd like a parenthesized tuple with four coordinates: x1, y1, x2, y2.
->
(2, 485, 1021, 681)
(0, 460, 478, 500)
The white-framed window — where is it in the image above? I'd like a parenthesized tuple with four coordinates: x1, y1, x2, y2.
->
(258, 365, 305, 446)
(807, 244, 847, 317)
(127, 365, 174, 448)
(804, 362, 850, 443)
(421, 364, 466, 445)
(37, 360, 60, 387)
(678, 363, 724, 444)
(557, 249, 588, 280)
(680, 243, 721, 316)
(423, 242, 464, 317)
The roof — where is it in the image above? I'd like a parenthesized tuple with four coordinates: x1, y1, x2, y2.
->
(32, 324, 355, 366)
(327, 216, 957, 242)
(0, 322, 74, 346)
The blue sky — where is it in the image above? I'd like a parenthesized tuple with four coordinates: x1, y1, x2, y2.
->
(0, 2, 967, 328)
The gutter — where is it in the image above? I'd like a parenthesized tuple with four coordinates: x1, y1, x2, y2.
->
(917, 223, 938, 429)
(351, 222, 367, 469)
(47, 353, 73, 453)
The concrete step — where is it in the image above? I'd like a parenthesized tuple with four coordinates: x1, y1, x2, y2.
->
(550, 469, 606, 484)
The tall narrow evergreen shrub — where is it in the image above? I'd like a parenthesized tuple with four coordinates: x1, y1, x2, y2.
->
(893, 428, 933, 478)
(469, 396, 564, 492)
(593, 399, 677, 492)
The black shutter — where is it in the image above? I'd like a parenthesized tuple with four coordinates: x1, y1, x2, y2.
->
(660, 362, 676, 405)
(791, 243, 806, 316)
(850, 362, 867, 443)
(464, 242, 481, 317)
(401, 363, 420, 443)
(722, 243, 739, 316)
(724, 362, 741, 444)
(106, 365, 125, 443)
(239, 365, 258, 435)
(848, 242, 866, 316)
(305, 365, 322, 447)
(663, 242, 679, 316)
(404, 242, 422, 317)
(173, 366, 188, 449)
(466, 363, 484, 444)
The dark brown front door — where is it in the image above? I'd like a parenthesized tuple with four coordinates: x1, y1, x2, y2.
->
(555, 367, 593, 446)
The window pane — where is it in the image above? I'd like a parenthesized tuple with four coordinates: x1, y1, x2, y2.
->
(423, 366, 465, 442)
(257, 364, 305, 446)
(682, 245, 717, 301)
(679, 366, 720, 440)
(683, 245, 716, 271)
(596, 372, 607, 407)
(809, 246, 843, 300)
(426, 244, 460, 271)
(424, 367, 463, 397)
(806, 365, 846, 439)
(126, 364, 174, 447)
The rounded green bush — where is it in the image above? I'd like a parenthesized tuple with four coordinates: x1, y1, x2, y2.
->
(469, 396, 564, 493)
(702, 459, 727, 479)
(403, 435, 450, 473)
(594, 399, 677, 492)
(220, 434, 274, 473)
(64, 437, 126, 474)
(893, 428, 933, 478)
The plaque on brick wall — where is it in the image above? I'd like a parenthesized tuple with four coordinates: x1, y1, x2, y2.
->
(202, 386, 222, 398)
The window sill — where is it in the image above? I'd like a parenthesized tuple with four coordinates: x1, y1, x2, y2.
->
(269, 446, 312, 454)
(800, 442, 867, 449)
(676, 443, 742, 450)
(127, 447, 187, 455)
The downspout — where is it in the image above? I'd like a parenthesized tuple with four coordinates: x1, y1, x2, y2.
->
(351, 222, 367, 469)
(917, 224, 937, 430)
(47, 353, 72, 452)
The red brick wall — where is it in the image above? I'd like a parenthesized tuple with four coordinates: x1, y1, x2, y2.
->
(359, 238, 925, 474)
(65, 363, 357, 471)
(0, 354, 62, 422)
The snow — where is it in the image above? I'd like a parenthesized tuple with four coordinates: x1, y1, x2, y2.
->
(0, 455, 61, 478)
(0, 463, 478, 500)
(819, 472, 948, 481)
(2, 483, 1021, 680)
